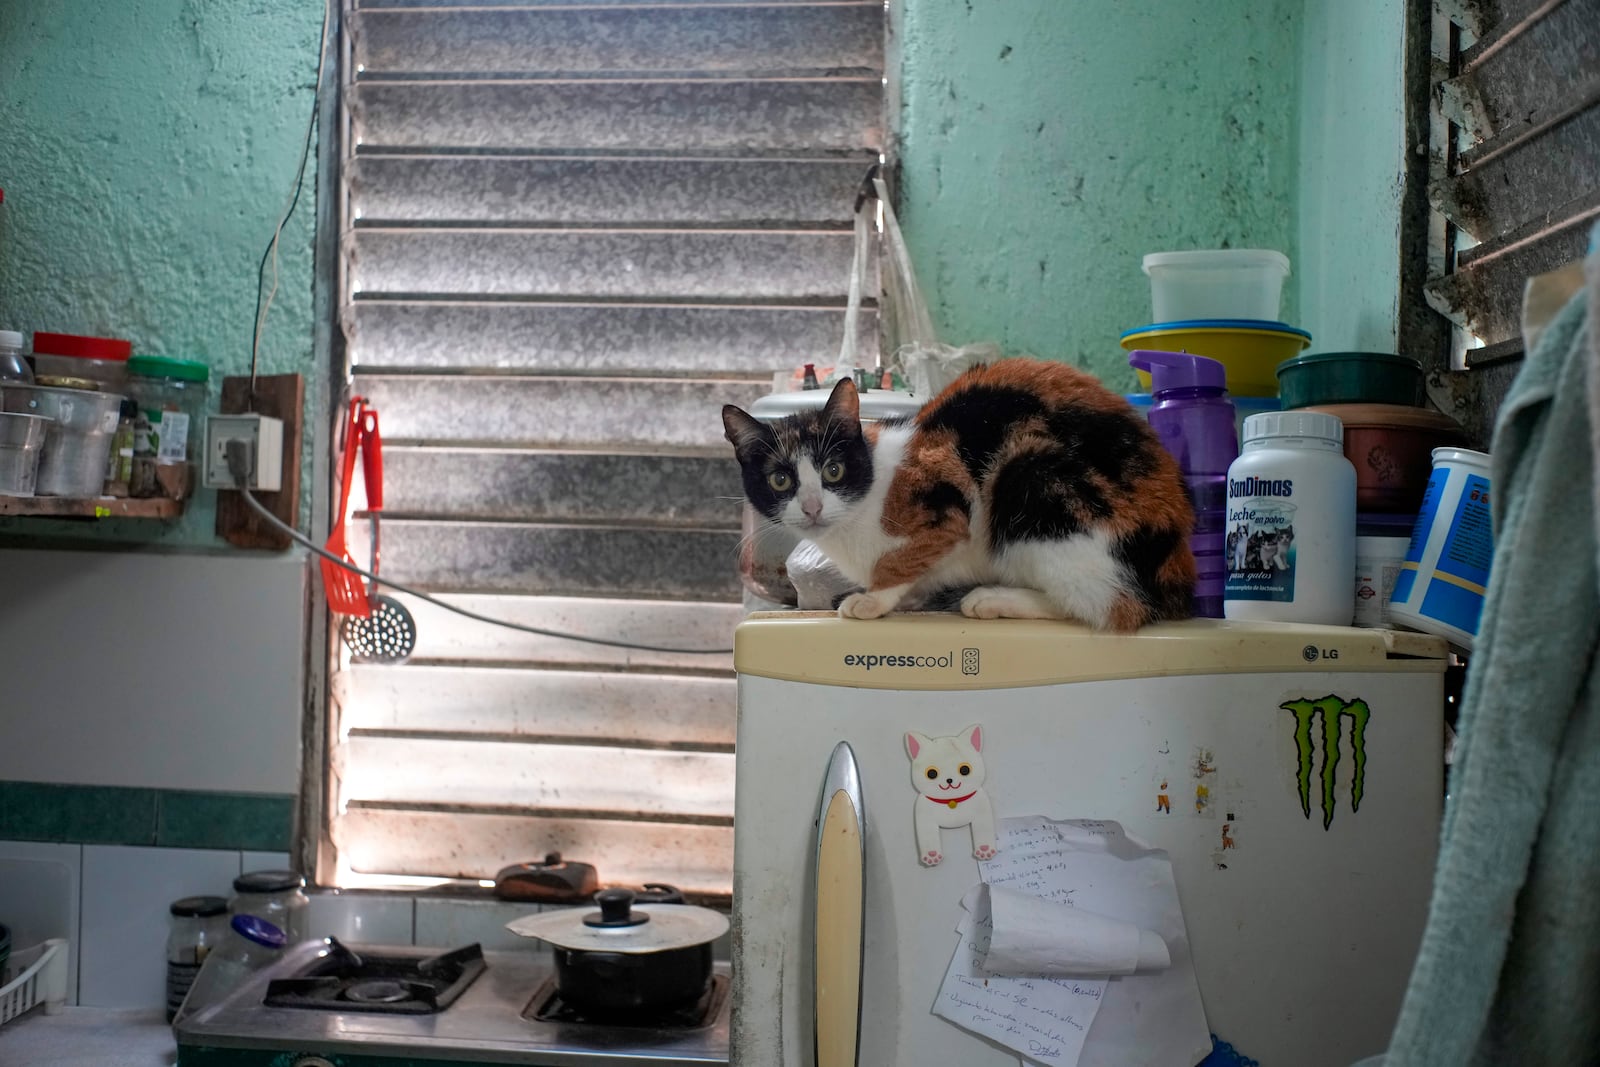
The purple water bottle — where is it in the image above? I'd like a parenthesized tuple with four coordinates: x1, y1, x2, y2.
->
(1128, 349, 1238, 618)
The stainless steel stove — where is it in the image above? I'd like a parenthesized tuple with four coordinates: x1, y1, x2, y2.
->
(173, 940, 731, 1067)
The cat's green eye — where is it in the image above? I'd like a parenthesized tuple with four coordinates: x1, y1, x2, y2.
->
(925, 767, 939, 780)
(822, 460, 845, 484)
(767, 470, 793, 492)
(958, 763, 972, 776)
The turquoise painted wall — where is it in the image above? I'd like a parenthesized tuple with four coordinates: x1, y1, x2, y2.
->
(894, 1, 1303, 390)
(0, 0, 323, 545)
(1297, 0, 1409, 353)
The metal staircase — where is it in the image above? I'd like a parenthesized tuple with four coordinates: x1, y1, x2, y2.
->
(329, 0, 884, 893)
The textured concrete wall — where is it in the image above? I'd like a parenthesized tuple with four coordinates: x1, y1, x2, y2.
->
(0, 0, 323, 544)
(1297, 0, 1408, 354)
(894, 1, 1302, 389)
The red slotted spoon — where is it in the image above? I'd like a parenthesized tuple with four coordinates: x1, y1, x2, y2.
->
(321, 397, 370, 617)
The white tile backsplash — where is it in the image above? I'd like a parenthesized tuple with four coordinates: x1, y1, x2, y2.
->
(78, 845, 240, 1009)
(304, 892, 414, 945)
(415, 897, 541, 952)
(0, 840, 83, 1004)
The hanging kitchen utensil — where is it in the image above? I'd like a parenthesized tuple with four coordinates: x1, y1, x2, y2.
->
(340, 404, 418, 663)
(320, 398, 370, 617)
(814, 741, 865, 1067)
(506, 887, 729, 1016)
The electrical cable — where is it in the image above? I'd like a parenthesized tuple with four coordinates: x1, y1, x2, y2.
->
(231, 470, 735, 656)
(250, 0, 331, 400)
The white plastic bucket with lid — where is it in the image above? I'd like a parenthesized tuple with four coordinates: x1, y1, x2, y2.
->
(1142, 249, 1290, 322)
(1388, 447, 1492, 650)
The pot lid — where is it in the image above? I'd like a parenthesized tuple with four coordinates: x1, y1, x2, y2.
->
(506, 888, 729, 954)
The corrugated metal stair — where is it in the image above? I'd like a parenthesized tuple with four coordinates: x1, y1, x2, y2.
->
(330, 0, 884, 893)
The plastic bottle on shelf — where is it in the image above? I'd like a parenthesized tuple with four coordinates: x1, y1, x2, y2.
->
(1223, 411, 1357, 625)
(173, 914, 286, 1021)
(1127, 349, 1238, 618)
(0, 330, 31, 384)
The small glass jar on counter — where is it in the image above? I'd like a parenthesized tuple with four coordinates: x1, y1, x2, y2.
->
(166, 895, 229, 1022)
(229, 869, 309, 943)
(124, 355, 209, 500)
(30, 331, 132, 390)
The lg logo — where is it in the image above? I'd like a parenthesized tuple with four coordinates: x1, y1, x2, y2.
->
(1302, 645, 1340, 662)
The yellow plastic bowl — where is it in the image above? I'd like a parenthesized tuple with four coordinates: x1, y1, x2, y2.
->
(1119, 319, 1311, 398)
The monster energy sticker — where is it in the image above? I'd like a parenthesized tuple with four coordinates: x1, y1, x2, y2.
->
(1281, 695, 1371, 830)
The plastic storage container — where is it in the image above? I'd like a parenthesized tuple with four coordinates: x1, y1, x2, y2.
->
(1127, 350, 1238, 618)
(166, 895, 229, 1022)
(1223, 410, 1357, 625)
(1276, 351, 1425, 409)
(1354, 513, 1414, 629)
(124, 356, 209, 500)
(30, 332, 131, 391)
(1120, 320, 1311, 398)
(1141, 249, 1291, 322)
(229, 870, 308, 942)
(0, 385, 125, 496)
(0, 412, 51, 497)
(174, 915, 286, 1021)
(1388, 447, 1492, 651)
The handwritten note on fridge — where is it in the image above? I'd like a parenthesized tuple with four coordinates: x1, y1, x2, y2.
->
(933, 817, 1212, 1067)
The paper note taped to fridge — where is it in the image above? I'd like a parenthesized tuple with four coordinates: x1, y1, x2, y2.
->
(933, 817, 1212, 1067)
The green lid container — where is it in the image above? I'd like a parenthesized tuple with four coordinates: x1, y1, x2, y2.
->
(1275, 351, 1423, 409)
(127, 355, 210, 384)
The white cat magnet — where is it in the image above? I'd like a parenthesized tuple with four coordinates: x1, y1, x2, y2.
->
(905, 725, 998, 867)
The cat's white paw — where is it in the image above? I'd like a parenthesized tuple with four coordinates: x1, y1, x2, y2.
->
(839, 592, 891, 620)
(960, 586, 1061, 620)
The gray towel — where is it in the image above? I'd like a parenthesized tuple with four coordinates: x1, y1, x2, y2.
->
(1384, 290, 1600, 1065)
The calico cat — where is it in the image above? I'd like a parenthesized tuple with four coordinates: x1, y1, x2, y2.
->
(721, 357, 1196, 632)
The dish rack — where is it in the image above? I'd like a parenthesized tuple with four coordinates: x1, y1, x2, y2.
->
(1, 938, 69, 1027)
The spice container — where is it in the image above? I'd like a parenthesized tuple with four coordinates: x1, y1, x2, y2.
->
(124, 356, 209, 500)
(166, 895, 229, 1022)
(103, 399, 136, 497)
(229, 870, 309, 943)
(1223, 411, 1357, 625)
(30, 332, 132, 390)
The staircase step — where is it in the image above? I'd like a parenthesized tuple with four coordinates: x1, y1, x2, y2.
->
(381, 446, 744, 525)
(349, 155, 872, 226)
(348, 228, 863, 301)
(338, 663, 735, 747)
(345, 301, 876, 375)
(369, 518, 743, 599)
(351, 5, 882, 78)
(350, 79, 882, 153)
(355, 374, 768, 449)
(394, 593, 739, 670)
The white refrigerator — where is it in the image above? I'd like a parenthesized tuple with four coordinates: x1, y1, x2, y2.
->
(731, 615, 1447, 1067)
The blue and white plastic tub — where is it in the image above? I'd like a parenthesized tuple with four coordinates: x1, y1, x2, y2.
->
(1388, 447, 1493, 650)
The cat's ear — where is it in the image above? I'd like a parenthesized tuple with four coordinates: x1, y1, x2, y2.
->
(964, 724, 983, 752)
(821, 377, 860, 426)
(722, 405, 769, 456)
(906, 731, 930, 760)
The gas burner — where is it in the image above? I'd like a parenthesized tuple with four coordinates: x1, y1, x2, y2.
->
(264, 940, 486, 1015)
(524, 974, 729, 1031)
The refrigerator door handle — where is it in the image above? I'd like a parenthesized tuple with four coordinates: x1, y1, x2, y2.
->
(814, 741, 866, 1067)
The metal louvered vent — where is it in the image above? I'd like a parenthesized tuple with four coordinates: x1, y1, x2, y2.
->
(1425, 0, 1600, 367)
(328, 0, 884, 895)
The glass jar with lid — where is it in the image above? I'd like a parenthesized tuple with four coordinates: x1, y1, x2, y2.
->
(124, 355, 209, 500)
(30, 331, 131, 390)
(229, 869, 309, 943)
(166, 895, 229, 1021)
(174, 914, 287, 1022)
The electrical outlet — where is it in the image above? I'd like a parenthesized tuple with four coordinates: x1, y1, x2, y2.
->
(204, 414, 284, 491)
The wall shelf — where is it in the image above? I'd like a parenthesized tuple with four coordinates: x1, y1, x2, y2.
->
(0, 496, 184, 519)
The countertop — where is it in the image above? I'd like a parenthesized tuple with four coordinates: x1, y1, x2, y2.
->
(0, 1006, 177, 1066)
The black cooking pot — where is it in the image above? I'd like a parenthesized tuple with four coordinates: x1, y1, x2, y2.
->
(550, 887, 717, 1016)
